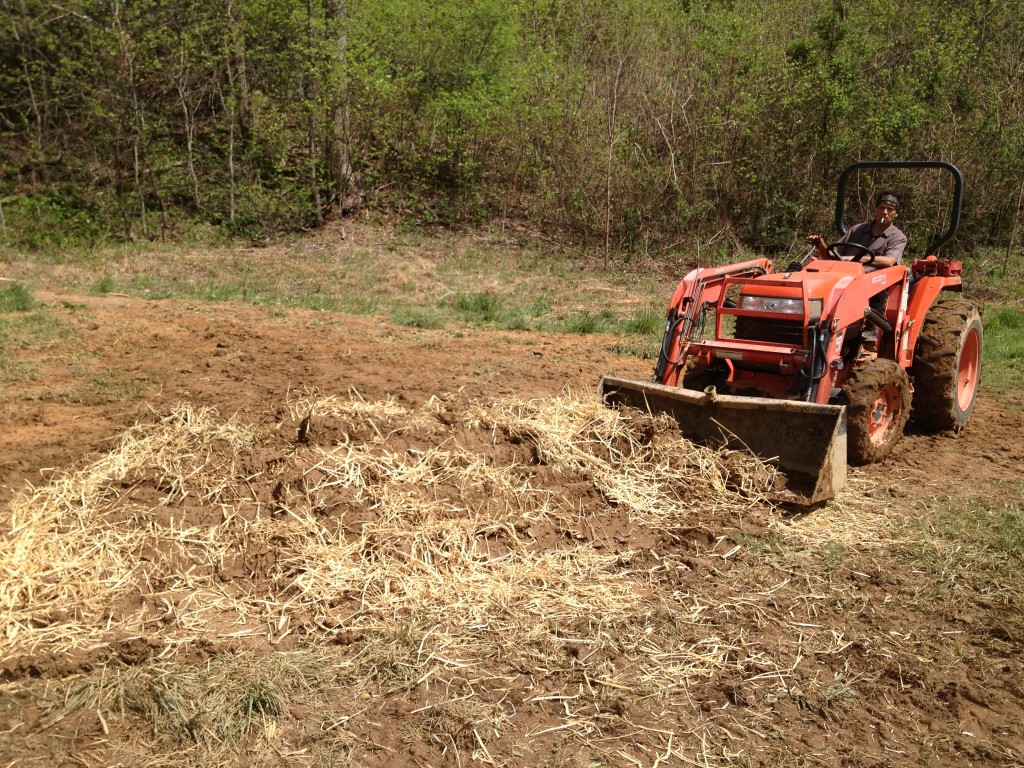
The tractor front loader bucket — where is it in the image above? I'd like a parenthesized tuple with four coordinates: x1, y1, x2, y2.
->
(599, 376, 847, 505)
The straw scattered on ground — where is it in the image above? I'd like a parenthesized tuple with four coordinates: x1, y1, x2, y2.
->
(1, 391, 1008, 767)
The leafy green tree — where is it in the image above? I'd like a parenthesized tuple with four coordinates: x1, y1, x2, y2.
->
(2, 0, 1023, 260)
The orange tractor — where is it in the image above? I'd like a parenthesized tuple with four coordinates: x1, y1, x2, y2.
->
(601, 161, 983, 503)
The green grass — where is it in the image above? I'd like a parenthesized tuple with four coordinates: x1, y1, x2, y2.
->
(903, 496, 1024, 648)
(13, 230, 1023, 386)
(49, 651, 324, 750)
(0, 228, 681, 345)
(561, 309, 617, 334)
(0, 284, 71, 388)
(453, 291, 504, 323)
(558, 306, 663, 352)
(391, 292, 664, 340)
(963, 250, 1024, 305)
(982, 304, 1024, 391)
(392, 305, 445, 329)
(622, 307, 663, 336)
(91, 275, 117, 295)
(442, 291, 554, 331)
(902, 495, 1024, 599)
(1, 253, 672, 375)
(0, 282, 38, 312)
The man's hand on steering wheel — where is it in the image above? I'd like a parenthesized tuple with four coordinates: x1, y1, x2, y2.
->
(804, 234, 828, 261)
(826, 241, 876, 264)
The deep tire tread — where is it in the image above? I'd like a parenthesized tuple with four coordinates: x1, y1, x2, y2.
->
(911, 300, 983, 433)
(841, 358, 912, 465)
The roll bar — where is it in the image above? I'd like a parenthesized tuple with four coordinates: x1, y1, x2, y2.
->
(834, 160, 963, 255)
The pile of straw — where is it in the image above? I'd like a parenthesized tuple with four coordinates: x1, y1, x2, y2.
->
(1, 393, 770, 654)
(0, 390, 907, 765)
(1, 406, 259, 653)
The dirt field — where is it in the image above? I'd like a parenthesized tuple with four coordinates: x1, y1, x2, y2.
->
(1, 244, 1023, 766)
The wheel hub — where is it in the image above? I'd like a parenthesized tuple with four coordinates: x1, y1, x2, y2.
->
(869, 386, 902, 445)
(957, 327, 981, 411)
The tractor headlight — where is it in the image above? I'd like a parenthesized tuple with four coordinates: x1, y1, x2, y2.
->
(737, 296, 822, 320)
(738, 296, 803, 314)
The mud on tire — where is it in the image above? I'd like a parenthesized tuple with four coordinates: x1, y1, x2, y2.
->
(840, 358, 912, 464)
(911, 299, 983, 433)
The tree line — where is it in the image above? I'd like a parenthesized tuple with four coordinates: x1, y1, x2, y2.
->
(3, 0, 1024, 261)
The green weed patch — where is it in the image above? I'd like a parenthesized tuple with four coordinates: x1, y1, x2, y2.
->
(903, 496, 1024, 599)
(0, 282, 38, 312)
(982, 305, 1024, 392)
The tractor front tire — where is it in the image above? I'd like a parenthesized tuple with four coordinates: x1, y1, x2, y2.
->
(840, 358, 912, 464)
(911, 300, 983, 432)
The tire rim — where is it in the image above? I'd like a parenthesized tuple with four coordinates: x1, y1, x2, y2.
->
(957, 327, 981, 411)
(869, 385, 903, 445)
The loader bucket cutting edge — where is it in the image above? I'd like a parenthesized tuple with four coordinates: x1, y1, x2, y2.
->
(599, 376, 847, 505)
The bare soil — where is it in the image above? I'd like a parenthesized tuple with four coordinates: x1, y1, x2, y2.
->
(1, 242, 1023, 767)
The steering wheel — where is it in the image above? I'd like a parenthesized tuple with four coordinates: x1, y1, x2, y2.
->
(826, 241, 876, 264)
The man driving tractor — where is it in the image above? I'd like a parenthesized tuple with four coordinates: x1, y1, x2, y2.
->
(602, 160, 981, 503)
(806, 190, 907, 353)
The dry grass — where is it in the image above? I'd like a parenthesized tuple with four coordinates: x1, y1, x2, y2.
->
(773, 472, 912, 549)
(0, 392, 770, 626)
(0, 391, 987, 766)
(1, 406, 260, 653)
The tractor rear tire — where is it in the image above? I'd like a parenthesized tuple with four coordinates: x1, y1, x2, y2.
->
(840, 358, 912, 464)
(911, 300, 983, 432)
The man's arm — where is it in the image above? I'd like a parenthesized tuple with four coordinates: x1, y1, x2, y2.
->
(874, 230, 908, 267)
(804, 234, 828, 259)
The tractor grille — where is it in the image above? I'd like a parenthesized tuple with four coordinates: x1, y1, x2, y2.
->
(733, 316, 806, 346)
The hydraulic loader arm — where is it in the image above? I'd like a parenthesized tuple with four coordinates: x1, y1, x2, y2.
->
(897, 257, 965, 367)
(655, 257, 773, 385)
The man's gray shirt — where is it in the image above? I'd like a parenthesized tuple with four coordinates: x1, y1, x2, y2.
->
(837, 222, 907, 263)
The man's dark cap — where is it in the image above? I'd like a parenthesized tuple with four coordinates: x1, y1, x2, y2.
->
(876, 191, 900, 211)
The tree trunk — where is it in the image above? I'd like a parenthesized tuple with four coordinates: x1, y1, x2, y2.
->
(113, 0, 146, 240)
(306, 0, 323, 227)
(216, 81, 237, 225)
(604, 56, 624, 267)
(326, 0, 356, 217)
(177, 76, 201, 210)
(1003, 172, 1024, 277)
(227, 0, 250, 135)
